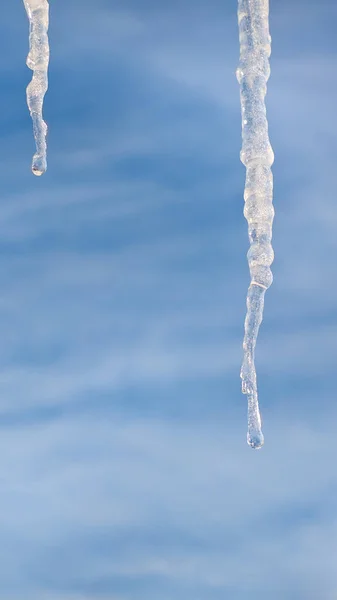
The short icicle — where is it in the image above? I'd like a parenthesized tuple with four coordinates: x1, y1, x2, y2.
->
(236, 0, 275, 449)
(23, 0, 50, 176)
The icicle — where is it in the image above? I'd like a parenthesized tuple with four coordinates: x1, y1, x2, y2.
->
(236, 0, 275, 449)
(23, 0, 50, 176)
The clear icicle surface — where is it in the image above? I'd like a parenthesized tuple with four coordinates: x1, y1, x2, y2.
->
(236, 0, 275, 449)
(23, 0, 50, 176)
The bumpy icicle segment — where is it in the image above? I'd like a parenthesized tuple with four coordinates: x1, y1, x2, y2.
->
(236, 0, 274, 449)
(23, 0, 50, 176)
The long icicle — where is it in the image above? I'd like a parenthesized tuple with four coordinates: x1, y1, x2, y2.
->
(23, 0, 50, 176)
(236, 0, 275, 449)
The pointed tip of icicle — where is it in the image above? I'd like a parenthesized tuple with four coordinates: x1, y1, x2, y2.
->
(32, 168, 45, 177)
(32, 156, 47, 176)
(247, 430, 264, 450)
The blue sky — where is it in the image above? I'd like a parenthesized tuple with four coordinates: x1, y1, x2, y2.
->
(0, 0, 337, 598)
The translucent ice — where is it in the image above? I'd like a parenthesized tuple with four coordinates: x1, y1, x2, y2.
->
(237, 0, 275, 448)
(23, 0, 50, 176)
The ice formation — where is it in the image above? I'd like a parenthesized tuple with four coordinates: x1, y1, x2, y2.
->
(236, 0, 274, 449)
(23, 0, 50, 176)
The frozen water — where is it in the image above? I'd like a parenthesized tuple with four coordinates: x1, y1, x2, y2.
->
(237, 0, 274, 448)
(23, 0, 50, 176)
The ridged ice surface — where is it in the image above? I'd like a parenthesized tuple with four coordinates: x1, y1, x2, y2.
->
(23, 0, 50, 176)
(236, 0, 274, 449)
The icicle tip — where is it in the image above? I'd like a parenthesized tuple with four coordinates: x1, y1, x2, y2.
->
(32, 154, 47, 176)
(247, 429, 264, 450)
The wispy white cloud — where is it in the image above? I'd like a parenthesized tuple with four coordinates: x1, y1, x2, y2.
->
(0, 412, 336, 598)
(0, 1, 336, 598)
